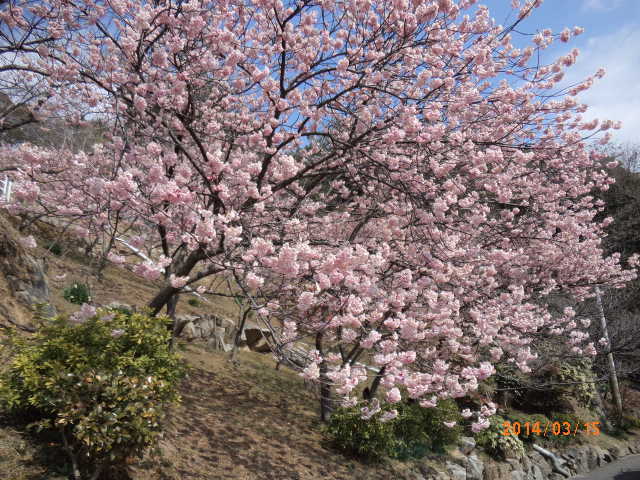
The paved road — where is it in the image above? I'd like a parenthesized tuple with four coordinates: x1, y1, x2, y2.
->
(571, 454, 640, 480)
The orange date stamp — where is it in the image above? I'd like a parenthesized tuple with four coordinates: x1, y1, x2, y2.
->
(501, 420, 601, 437)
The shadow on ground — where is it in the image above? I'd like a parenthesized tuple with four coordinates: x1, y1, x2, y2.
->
(615, 471, 640, 479)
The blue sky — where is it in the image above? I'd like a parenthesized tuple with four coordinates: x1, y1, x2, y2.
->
(480, 0, 640, 145)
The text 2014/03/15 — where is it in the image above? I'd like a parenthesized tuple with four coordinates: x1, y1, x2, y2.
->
(501, 421, 601, 437)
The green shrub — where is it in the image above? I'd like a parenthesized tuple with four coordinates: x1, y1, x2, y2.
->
(496, 360, 596, 414)
(105, 304, 133, 316)
(0, 309, 184, 479)
(557, 360, 597, 408)
(391, 399, 462, 458)
(622, 414, 640, 431)
(325, 399, 462, 461)
(324, 405, 397, 462)
(543, 412, 588, 447)
(187, 297, 200, 307)
(46, 241, 63, 256)
(476, 415, 525, 460)
(63, 282, 91, 305)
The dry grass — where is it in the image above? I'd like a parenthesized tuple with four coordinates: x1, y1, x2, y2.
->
(129, 345, 406, 480)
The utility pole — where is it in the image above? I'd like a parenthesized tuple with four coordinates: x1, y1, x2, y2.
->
(595, 286, 623, 423)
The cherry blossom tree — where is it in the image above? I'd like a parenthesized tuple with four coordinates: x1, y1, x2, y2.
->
(0, 0, 636, 423)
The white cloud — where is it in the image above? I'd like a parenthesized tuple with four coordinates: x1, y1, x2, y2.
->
(581, 0, 623, 12)
(560, 25, 640, 144)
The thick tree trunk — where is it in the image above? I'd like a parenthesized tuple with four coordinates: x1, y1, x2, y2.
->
(148, 285, 179, 316)
(364, 366, 386, 400)
(147, 248, 205, 315)
(316, 331, 332, 423)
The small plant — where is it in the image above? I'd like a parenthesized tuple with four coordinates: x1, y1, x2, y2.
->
(324, 405, 397, 462)
(62, 282, 91, 305)
(0, 309, 184, 480)
(187, 297, 200, 307)
(46, 241, 63, 256)
(543, 412, 589, 447)
(475, 415, 525, 460)
(621, 414, 640, 431)
(391, 399, 462, 458)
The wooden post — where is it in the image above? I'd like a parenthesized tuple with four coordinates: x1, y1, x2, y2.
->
(595, 286, 623, 423)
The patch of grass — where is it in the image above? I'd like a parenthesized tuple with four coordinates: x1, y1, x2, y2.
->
(45, 241, 63, 256)
(187, 297, 200, 307)
(62, 281, 91, 305)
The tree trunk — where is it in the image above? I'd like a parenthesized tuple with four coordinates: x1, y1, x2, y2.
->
(147, 248, 205, 315)
(364, 366, 386, 400)
(230, 307, 251, 364)
(316, 331, 332, 423)
(167, 293, 181, 351)
(595, 286, 624, 423)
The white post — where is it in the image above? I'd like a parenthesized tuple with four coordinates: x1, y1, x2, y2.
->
(595, 285, 624, 422)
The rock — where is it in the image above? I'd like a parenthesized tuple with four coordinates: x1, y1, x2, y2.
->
(506, 459, 521, 471)
(585, 447, 599, 471)
(529, 463, 545, 480)
(510, 471, 525, 480)
(607, 446, 621, 460)
(408, 473, 427, 480)
(213, 315, 235, 330)
(176, 313, 235, 344)
(458, 436, 476, 455)
(206, 327, 231, 352)
(527, 450, 553, 478)
(547, 474, 566, 480)
(596, 447, 611, 466)
(445, 461, 466, 480)
(464, 454, 483, 480)
(181, 321, 198, 340)
(244, 327, 272, 353)
(483, 463, 511, 480)
(0, 214, 55, 329)
(419, 464, 441, 477)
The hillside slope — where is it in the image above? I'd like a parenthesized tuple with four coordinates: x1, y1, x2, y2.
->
(0, 215, 416, 479)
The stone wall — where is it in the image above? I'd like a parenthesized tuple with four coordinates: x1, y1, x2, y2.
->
(0, 213, 55, 330)
(410, 434, 640, 480)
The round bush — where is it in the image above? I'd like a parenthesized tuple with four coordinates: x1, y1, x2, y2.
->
(0, 309, 184, 478)
(324, 405, 397, 462)
(391, 399, 462, 458)
(325, 398, 462, 461)
(63, 282, 91, 305)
